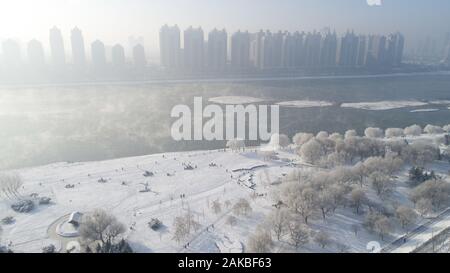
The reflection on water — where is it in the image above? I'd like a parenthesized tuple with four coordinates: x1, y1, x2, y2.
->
(1, 74, 450, 170)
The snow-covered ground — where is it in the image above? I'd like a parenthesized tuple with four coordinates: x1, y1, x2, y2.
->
(1, 134, 450, 253)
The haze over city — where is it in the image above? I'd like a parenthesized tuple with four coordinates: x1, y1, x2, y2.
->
(0, 0, 449, 57)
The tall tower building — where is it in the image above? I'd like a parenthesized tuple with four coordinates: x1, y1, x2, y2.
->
(184, 26, 204, 71)
(230, 30, 251, 69)
(71, 27, 86, 68)
(207, 29, 227, 70)
(338, 31, 358, 67)
(249, 30, 265, 69)
(304, 31, 322, 67)
(367, 35, 387, 67)
(49, 26, 66, 67)
(133, 44, 147, 69)
(27, 39, 45, 68)
(320, 31, 338, 67)
(112, 44, 126, 68)
(356, 35, 367, 67)
(91, 40, 107, 69)
(159, 25, 181, 69)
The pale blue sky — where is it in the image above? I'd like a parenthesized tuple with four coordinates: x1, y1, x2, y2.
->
(0, 0, 448, 53)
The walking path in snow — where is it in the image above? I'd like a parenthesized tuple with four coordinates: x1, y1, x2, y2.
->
(382, 208, 450, 253)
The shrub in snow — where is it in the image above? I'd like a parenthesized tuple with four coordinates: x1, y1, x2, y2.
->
(404, 124, 422, 136)
(443, 125, 450, 133)
(11, 199, 35, 213)
(1, 216, 15, 225)
(42, 244, 56, 253)
(148, 218, 163, 231)
(39, 197, 52, 205)
(364, 127, 384, 138)
(424, 125, 444, 134)
(385, 128, 404, 138)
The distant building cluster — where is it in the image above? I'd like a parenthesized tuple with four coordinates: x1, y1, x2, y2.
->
(0, 26, 147, 73)
(160, 25, 405, 72)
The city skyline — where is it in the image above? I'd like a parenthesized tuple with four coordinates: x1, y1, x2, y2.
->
(0, 25, 406, 71)
(0, 0, 449, 55)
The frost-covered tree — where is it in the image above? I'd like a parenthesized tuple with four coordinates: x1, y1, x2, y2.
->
(233, 198, 252, 216)
(211, 200, 222, 214)
(329, 133, 343, 142)
(385, 128, 404, 138)
(316, 190, 335, 220)
(288, 219, 310, 248)
(411, 180, 450, 210)
(292, 133, 314, 146)
(396, 206, 417, 229)
(365, 212, 392, 241)
(316, 131, 329, 139)
(364, 127, 384, 138)
(424, 125, 444, 135)
(404, 125, 422, 136)
(285, 186, 316, 224)
(268, 209, 290, 241)
(344, 130, 358, 139)
(268, 134, 290, 149)
(349, 188, 367, 214)
(369, 171, 394, 197)
(299, 138, 326, 164)
(443, 125, 450, 133)
(246, 228, 273, 253)
(79, 209, 126, 248)
(314, 231, 331, 249)
(172, 211, 201, 243)
(403, 142, 439, 167)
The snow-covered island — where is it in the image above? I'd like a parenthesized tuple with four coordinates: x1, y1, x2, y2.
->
(2, 124, 450, 253)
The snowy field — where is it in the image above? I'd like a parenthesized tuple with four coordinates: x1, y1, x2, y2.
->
(1, 132, 450, 253)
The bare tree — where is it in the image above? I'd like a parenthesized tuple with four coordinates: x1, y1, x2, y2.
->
(79, 209, 126, 248)
(0, 173, 23, 199)
(172, 210, 201, 243)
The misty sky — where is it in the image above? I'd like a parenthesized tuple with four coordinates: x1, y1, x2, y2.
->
(0, 0, 449, 55)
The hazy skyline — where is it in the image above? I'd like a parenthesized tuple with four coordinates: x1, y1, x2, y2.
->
(0, 0, 449, 56)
